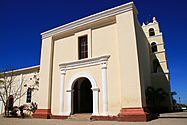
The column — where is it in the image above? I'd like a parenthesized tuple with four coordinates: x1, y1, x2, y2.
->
(66, 89, 72, 115)
(59, 69, 66, 115)
(101, 61, 108, 115)
(92, 87, 99, 116)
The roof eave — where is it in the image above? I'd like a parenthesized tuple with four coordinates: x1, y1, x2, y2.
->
(41, 1, 138, 39)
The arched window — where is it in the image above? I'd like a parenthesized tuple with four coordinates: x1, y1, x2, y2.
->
(149, 28, 155, 36)
(152, 59, 160, 73)
(26, 88, 32, 103)
(151, 42, 157, 53)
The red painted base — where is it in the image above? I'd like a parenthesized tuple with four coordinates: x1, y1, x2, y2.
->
(33, 107, 156, 122)
(118, 108, 152, 122)
(33, 109, 51, 119)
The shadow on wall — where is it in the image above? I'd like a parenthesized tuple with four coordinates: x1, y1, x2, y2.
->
(146, 41, 172, 113)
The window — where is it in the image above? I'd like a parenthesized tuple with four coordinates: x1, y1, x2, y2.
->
(78, 35, 88, 59)
(26, 88, 32, 103)
(149, 28, 155, 36)
(152, 59, 160, 73)
(151, 42, 157, 53)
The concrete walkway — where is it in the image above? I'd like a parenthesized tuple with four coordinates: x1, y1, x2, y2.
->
(0, 112, 187, 125)
(159, 110, 187, 118)
(0, 118, 187, 125)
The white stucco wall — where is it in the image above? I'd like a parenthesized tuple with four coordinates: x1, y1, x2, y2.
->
(0, 66, 39, 114)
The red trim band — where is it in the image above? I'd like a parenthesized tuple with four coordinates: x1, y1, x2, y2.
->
(33, 109, 51, 119)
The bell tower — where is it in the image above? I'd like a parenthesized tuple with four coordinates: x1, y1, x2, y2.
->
(142, 17, 172, 111)
(142, 17, 170, 80)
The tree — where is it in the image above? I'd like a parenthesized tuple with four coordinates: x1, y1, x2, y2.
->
(0, 69, 39, 116)
(145, 86, 168, 113)
(171, 91, 177, 105)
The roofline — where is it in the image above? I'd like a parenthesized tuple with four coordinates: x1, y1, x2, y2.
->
(13, 65, 40, 72)
(41, 1, 137, 39)
(1, 65, 40, 75)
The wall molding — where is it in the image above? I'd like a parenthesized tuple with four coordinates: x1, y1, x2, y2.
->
(59, 55, 110, 71)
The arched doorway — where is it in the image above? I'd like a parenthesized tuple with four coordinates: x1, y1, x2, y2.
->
(73, 77, 93, 114)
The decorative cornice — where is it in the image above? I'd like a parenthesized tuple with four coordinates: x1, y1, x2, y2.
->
(148, 33, 162, 38)
(150, 43, 164, 46)
(59, 55, 110, 71)
(142, 22, 158, 27)
(91, 87, 100, 91)
(41, 2, 137, 39)
(151, 50, 165, 55)
(159, 60, 167, 63)
(152, 71, 169, 76)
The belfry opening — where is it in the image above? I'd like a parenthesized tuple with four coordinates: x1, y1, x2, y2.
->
(72, 77, 93, 114)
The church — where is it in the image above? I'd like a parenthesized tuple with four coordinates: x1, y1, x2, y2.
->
(33, 1, 172, 121)
(0, 1, 172, 122)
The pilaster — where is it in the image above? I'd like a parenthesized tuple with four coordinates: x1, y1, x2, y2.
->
(58, 68, 66, 115)
(116, 9, 142, 108)
(101, 61, 108, 116)
(33, 37, 53, 118)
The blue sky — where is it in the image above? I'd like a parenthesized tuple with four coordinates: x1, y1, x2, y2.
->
(0, 0, 186, 104)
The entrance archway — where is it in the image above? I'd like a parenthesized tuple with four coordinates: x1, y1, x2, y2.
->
(73, 78, 93, 114)
(66, 72, 99, 115)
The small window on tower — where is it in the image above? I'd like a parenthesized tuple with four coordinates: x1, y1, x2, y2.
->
(78, 35, 88, 59)
(149, 28, 155, 36)
(151, 42, 158, 53)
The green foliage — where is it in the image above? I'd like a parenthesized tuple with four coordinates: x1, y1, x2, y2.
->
(146, 86, 168, 106)
(171, 91, 177, 105)
(145, 86, 168, 113)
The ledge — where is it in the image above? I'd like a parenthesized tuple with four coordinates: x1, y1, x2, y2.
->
(151, 71, 170, 76)
(41, 2, 137, 39)
(59, 55, 110, 71)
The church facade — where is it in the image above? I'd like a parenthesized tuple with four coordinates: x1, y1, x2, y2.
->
(0, 1, 172, 122)
(33, 2, 172, 121)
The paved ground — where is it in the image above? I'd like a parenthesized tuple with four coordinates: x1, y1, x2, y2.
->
(159, 110, 187, 118)
(0, 111, 187, 125)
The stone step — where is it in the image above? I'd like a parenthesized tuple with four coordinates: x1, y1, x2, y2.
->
(67, 113, 91, 121)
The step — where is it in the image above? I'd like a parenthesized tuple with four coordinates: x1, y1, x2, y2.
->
(67, 113, 91, 121)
